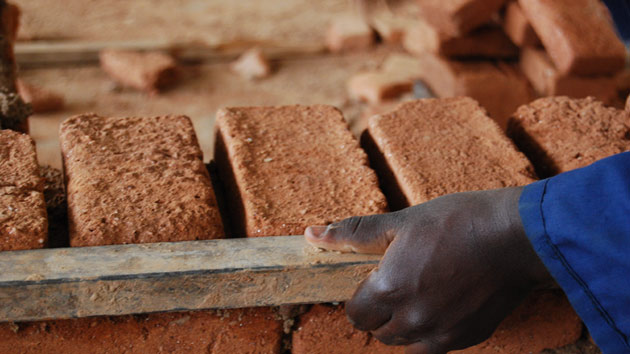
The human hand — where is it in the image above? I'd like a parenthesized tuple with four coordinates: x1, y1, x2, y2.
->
(305, 187, 554, 354)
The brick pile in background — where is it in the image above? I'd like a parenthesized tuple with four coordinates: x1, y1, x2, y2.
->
(362, 97, 582, 352)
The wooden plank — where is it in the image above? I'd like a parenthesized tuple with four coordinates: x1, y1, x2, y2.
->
(15, 40, 326, 68)
(0, 235, 380, 322)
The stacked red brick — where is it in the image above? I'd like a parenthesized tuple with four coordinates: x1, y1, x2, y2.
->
(0, 130, 47, 250)
(517, 0, 627, 106)
(214, 105, 395, 353)
(363, 97, 582, 352)
(508, 96, 630, 177)
(0, 115, 283, 353)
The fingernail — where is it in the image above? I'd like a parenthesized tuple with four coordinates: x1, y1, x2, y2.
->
(305, 225, 327, 239)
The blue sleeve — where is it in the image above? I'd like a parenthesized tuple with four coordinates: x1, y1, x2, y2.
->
(519, 152, 630, 353)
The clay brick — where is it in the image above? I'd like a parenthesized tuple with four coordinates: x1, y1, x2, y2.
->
(413, 53, 532, 129)
(455, 291, 582, 354)
(352, 101, 400, 138)
(416, 0, 507, 36)
(17, 80, 64, 114)
(230, 47, 272, 80)
(0, 308, 283, 354)
(403, 21, 518, 59)
(60, 114, 224, 246)
(518, 0, 626, 76)
(99, 49, 178, 92)
(370, 12, 415, 44)
(364, 98, 535, 208)
(347, 71, 412, 104)
(214, 104, 387, 237)
(0, 130, 47, 251)
(293, 305, 404, 354)
(326, 15, 375, 53)
(520, 48, 618, 105)
(502, 1, 540, 47)
(508, 96, 630, 177)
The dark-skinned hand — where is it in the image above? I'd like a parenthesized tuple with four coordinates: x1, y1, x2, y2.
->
(304, 187, 555, 354)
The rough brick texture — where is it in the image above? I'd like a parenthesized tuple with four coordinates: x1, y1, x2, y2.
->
(99, 49, 178, 92)
(508, 96, 630, 177)
(519, 0, 625, 75)
(455, 291, 582, 354)
(403, 21, 518, 59)
(60, 114, 224, 246)
(214, 104, 387, 237)
(416, 0, 507, 36)
(293, 305, 404, 354)
(0, 308, 283, 354)
(0, 130, 47, 251)
(502, 1, 540, 47)
(414, 53, 532, 129)
(520, 48, 618, 105)
(363, 97, 536, 209)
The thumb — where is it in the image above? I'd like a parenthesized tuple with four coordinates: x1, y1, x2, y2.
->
(304, 212, 403, 254)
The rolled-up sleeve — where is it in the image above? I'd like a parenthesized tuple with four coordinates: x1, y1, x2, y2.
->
(519, 152, 630, 353)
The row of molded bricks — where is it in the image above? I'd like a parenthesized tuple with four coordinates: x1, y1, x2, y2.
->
(2, 95, 628, 353)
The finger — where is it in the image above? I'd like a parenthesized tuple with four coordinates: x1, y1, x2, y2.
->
(304, 212, 403, 254)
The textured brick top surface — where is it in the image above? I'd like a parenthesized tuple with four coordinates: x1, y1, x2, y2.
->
(519, 0, 625, 75)
(368, 98, 536, 204)
(510, 96, 630, 173)
(60, 114, 224, 246)
(0, 186, 48, 251)
(216, 105, 387, 237)
(0, 130, 43, 191)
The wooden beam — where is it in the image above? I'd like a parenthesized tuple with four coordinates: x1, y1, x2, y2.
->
(15, 40, 326, 68)
(0, 235, 379, 322)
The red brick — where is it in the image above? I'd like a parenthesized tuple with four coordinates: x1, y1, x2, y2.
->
(325, 15, 374, 53)
(518, 0, 625, 75)
(508, 96, 630, 177)
(214, 104, 388, 353)
(347, 71, 412, 104)
(99, 49, 178, 93)
(520, 48, 618, 105)
(502, 1, 540, 47)
(214, 104, 387, 237)
(403, 21, 518, 59)
(0, 308, 283, 354)
(293, 305, 404, 354)
(416, 0, 507, 36)
(17, 79, 64, 114)
(454, 291, 582, 354)
(364, 97, 536, 208)
(230, 47, 271, 80)
(60, 114, 224, 247)
(413, 53, 532, 129)
(0, 130, 47, 251)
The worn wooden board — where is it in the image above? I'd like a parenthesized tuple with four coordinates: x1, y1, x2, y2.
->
(0, 235, 380, 322)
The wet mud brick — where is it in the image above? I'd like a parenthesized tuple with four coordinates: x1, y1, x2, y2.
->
(416, 0, 508, 36)
(502, 1, 540, 47)
(519, 0, 626, 76)
(455, 291, 582, 354)
(59, 114, 224, 246)
(414, 53, 531, 129)
(363, 97, 536, 209)
(293, 305, 404, 354)
(0, 130, 47, 250)
(508, 96, 630, 177)
(99, 49, 178, 93)
(403, 21, 518, 59)
(520, 48, 618, 105)
(214, 104, 387, 237)
(0, 308, 283, 354)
